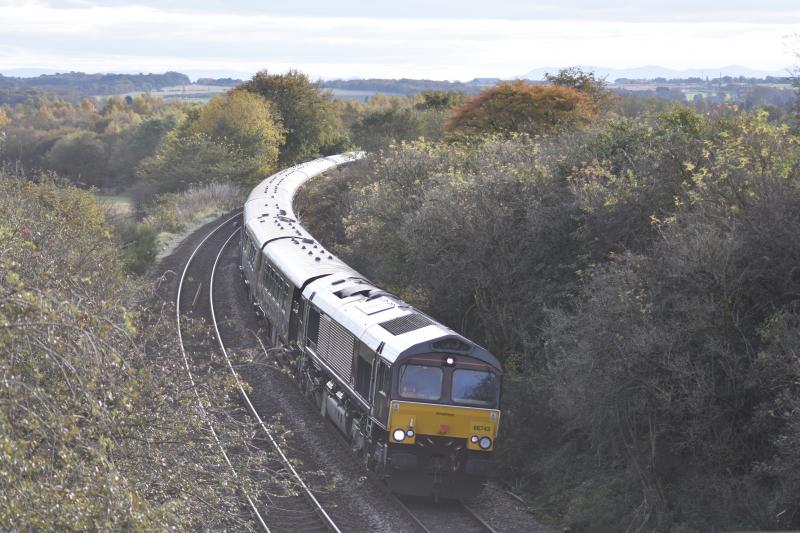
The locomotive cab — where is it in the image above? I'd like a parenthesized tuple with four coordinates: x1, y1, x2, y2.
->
(382, 346, 502, 500)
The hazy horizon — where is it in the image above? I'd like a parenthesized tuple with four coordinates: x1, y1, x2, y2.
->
(0, 64, 795, 85)
(1, 1, 798, 82)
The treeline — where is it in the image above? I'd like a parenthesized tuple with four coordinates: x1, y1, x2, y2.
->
(0, 70, 363, 272)
(0, 71, 190, 104)
(296, 72, 800, 531)
(614, 84, 798, 116)
(0, 70, 470, 201)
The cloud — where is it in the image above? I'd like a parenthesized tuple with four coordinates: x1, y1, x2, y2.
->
(0, 1, 797, 80)
(29, 0, 800, 23)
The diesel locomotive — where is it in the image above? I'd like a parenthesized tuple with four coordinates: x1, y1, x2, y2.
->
(240, 153, 503, 499)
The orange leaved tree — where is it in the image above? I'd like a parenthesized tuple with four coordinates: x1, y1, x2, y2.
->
(444, 81, 595, 138)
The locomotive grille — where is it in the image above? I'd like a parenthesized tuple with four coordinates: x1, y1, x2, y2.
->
(379, 314, 433, 335)
(318, 314, 355, 382)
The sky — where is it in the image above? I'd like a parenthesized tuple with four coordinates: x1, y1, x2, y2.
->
(0, 0, 798, 81)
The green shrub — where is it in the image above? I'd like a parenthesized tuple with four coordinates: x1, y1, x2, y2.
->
(115, 220, 157, 274)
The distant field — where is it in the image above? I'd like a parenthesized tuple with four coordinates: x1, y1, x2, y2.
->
(96, 193, 133, 216)
(324, 88, 406, 101)
(153, 84, 230, 100)
(109, 84, 407, 102)
(105, 84, 231, 102)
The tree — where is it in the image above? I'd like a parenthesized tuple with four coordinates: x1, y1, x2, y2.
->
(240, 70, 348, 163)
(185, 91, 284, 175)
(350, 107, 424, 152)
(133, 133, 257, 205)
(444, 81, 594, 138)
(545, 66, 615, 112)
(414, 91, 465, 110)
(108, 114, 179, 188)
(45, 130, 109, 187)
(0, 172, 277, 529)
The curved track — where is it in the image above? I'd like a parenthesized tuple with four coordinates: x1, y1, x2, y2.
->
(170, 152, 550, 532)
(176, 212, 340, 533)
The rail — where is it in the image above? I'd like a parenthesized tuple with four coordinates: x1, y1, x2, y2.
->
(175, 211, 269, 531)
(210, 228, 341, 533)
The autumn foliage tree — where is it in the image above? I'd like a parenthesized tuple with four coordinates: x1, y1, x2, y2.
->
(240, 70, 348, 163)
(444, 81, 595, 138)
(545, 66, 616, 113)
(184, 90, 284, 175)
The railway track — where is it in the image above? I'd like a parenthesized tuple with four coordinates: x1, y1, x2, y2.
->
(394, 496, 497, 533)
(176, 209, 536, 533)
(176, 211, 340, 533)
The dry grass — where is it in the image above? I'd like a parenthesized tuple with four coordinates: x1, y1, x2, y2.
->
(144, 182, 245, 259)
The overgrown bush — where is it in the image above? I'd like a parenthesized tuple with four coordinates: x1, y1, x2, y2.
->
(297, 108, 800, 531)
(114, 220, 157, 274)
(0, 171, 271, 530)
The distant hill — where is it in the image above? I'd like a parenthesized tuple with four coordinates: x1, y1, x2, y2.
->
(522, 65, 794, 82)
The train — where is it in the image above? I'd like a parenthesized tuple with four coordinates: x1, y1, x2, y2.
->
(240, 152, 503, 500)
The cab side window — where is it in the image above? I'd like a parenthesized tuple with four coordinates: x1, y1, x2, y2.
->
(371, 361, 391, 424)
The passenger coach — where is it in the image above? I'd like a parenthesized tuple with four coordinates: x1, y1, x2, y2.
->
(240, 153, 503, 499)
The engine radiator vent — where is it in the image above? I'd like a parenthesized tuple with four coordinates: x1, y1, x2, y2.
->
(379, 314, 433, 336)
(317, 314, 355, 382)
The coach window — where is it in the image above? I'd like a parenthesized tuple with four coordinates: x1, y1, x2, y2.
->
(268, 268, 277, 298)
(280, 282, 289, 312)
(248, 243, 257, 267)
(306, 306, 321, 350)
(261, 265, 270, 293)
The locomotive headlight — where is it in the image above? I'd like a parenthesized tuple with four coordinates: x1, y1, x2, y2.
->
(406, 429, 415, 438)
(479, 437, 492, 450)
(470, 435, 479, 444)
(393, 428, 407, 442)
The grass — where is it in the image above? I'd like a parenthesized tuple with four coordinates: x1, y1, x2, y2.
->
(143, 182, 245, 260)
(95, 193, 133, 217)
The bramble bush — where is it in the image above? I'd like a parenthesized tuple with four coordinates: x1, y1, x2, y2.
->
(0, 170, 273, 530)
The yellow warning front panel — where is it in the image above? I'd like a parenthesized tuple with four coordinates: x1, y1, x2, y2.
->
(388, 401, 500, 451)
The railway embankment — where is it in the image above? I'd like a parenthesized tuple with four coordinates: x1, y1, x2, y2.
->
(0, 175, 268, 530)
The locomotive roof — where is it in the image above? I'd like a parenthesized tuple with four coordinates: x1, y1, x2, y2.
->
(244, 152, 502, 372)
(243, 152, 365, 287)
(302, 275, 501, 370)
